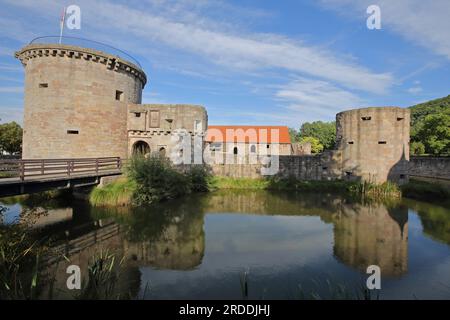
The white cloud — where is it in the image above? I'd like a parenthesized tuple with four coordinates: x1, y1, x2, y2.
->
(0, 86, 23, 93)
(320, 0, 450, 60)
(0, 107, 23, 124)
(276, 78, 365, 120)
(407, 86, 423, 94)
(0, 63, 22, 72)
(3, 0, 393, 94)
(0, 46, 15, 56)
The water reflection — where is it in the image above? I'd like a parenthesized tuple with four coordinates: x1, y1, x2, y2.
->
(1, 190, 449, 299)
(333, 203, 408, 277)
(123, 203, 205, 270)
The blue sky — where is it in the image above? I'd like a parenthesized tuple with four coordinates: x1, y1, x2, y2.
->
(0, 0, 449, 127)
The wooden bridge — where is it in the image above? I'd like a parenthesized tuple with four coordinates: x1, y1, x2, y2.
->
(0, 157, 123, 197)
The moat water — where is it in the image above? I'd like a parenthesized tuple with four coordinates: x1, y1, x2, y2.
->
(1, 190, 450, 299)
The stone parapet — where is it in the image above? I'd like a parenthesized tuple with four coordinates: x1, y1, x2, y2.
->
(15, 44, 147, 88)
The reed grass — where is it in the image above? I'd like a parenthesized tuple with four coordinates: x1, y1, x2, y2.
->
(348, 181, 402, 200)
(0, 206, 45, 300)
(76, 249, 126, 300)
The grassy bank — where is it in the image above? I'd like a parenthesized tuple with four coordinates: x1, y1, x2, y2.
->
(210, 176, 401, 199)
(89, 156, 210, 207)
(401, 179, 450, 207)
(89, 178, 136, 207)
(89, 155, 404, 207)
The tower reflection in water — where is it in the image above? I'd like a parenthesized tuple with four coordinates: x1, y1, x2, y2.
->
(22, 191, 412, 298)
(332, 203, 408, 277)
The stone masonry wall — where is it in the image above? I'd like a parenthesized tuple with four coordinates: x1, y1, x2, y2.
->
(335, 107, 410, 184)
(209, 152, 342, 180)
(16, 44, 146, 159)
(127, 104, 208, 157)
(409, 156, 450, 180)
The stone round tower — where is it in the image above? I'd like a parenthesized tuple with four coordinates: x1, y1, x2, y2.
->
(335, 107, 410, 183)
(15, 43, 147, 159)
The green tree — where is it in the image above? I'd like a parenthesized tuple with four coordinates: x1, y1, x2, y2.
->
(288, 127, 299, 143)
(410, 95, 450, 139)
(299, 136, 323, 153)
(0, 122, 23, 155)
(410, 141, 425, 155)
(299, 121, 336, 150)
(416, 113, 450, 155)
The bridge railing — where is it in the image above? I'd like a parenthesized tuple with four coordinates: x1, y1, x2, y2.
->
(0, 157, 121, 181)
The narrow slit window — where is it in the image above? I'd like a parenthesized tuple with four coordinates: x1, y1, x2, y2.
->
(115, 90, 124, 101)
(378, 141, 387, 144)
(67, 130, 79, 134)
(322, 166, 328, 170)
(361, 116, 371, 121)
(348, 141, 354, 145)
(397, 117, 404, 121)
(39, 83, 48, 88)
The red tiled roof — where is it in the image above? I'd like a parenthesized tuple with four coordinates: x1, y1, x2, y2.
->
(206, 125, 291, 144)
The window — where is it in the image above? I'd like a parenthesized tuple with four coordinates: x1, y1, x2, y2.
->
(115, 90, 124, 101)
(39, 83, 48, 88)
(322, 166, 328, 170)
(67, 130, 79, 134)
(233, 147, 238, 155)
(267, 144, 270, 149)
(250, 145, 256, 153)
(150, 110, 160, 128)
(135, 113, 141, 118)
(348, 141, 354, 145)
(397, 117, 404, 121)
(378, 141, 387, 144)
(210, 142, 222, 151)
(361, 116, 371, 121)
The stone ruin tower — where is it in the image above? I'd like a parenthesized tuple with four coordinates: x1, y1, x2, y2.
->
(335, 107, 410, 184)
(15, 43, 147, 159)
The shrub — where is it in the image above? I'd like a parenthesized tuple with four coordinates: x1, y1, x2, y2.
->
(188, 165, 211, 192)
(127, 155, 191, 205)
(410, 141, 425, 155)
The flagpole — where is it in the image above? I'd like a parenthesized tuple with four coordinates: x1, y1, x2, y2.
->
(59, 7, 66, 44)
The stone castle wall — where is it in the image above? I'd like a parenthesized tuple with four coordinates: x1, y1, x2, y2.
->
(16, 44, 146, 159)
(209, 152, 341, 180)
(15, 44, 413, 184)
(409, 156, 450, 180)
(127, 104, 207, 157)
(210, 107, 411, 184)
